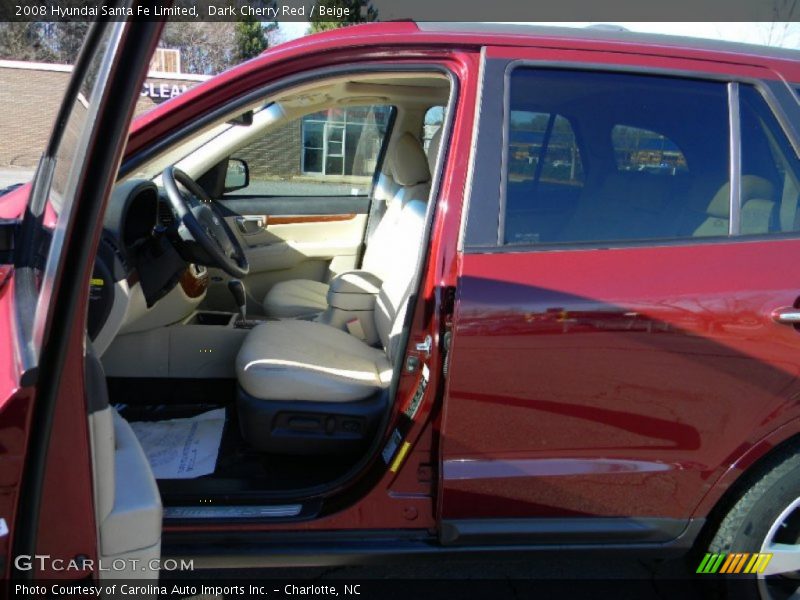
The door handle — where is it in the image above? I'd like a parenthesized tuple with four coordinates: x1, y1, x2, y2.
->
(235, 216, 266, 234)
(771, 307, 800, 324)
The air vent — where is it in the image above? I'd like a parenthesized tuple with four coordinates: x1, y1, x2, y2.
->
(158, 200, 175, 227)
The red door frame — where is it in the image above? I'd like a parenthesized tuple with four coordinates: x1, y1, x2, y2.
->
(20, 42, 482, 558)
(8, 18, 165, 582)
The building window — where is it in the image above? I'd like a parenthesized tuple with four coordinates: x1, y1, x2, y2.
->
(301, 106, 393, 177)
(228, 104, 394, 197)
(612, 125, 688, 175)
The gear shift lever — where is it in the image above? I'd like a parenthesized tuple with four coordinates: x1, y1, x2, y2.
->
(227, 279, 248, 327)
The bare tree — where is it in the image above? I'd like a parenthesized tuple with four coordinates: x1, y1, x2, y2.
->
(760, 0, 800, 48)
(0, 23, 55, 62)
(159, 22, 238, 75)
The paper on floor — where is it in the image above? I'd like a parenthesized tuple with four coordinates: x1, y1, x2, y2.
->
(129, 408, 226, 479)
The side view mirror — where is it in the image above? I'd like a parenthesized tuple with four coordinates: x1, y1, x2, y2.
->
(224, 158, 249, 192)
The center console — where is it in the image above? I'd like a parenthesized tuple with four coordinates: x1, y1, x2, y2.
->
(103, 276, 271, 379)
(102, 310, 263, 379)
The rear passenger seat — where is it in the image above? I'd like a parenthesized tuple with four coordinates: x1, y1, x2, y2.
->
(558, 172, 692, 243)
(686, 175, 776, 237)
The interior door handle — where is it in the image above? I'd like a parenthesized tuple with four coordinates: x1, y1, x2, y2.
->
(235, 216, 266, 234)
(771, 307, 800, 324)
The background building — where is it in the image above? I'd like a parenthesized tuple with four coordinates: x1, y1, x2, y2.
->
(0, 54, 208, 188)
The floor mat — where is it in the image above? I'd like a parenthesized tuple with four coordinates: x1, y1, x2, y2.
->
(129, 408, 226, 479)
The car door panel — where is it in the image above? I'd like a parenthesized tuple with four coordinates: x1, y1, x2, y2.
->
(219, 194, 370, 216)
(444, 242, 800, 521)
(87, 350, 161, 579)
(11, 17, 166, 583)
(442, 49, 800, 527)
(207, 195, 369, 312)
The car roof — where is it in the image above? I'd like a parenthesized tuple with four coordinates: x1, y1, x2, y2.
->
(274, 22, 800, 80)
(416, 22, 800, 62)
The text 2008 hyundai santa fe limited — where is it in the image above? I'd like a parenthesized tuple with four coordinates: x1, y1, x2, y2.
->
(1, 12, 800, 598)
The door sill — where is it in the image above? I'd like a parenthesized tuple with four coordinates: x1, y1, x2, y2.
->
(164, 503, 305, 521)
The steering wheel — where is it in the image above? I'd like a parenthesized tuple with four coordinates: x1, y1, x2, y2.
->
(162, 166, 249, 278)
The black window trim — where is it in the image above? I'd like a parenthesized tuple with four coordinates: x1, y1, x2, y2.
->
(728, 81, 742, 235)
(463, 57, 800, 254)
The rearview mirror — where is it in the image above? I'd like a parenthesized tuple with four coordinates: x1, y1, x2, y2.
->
(224, 158, 249, 192)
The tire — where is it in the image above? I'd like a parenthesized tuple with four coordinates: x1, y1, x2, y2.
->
(705, 446, 800, 600)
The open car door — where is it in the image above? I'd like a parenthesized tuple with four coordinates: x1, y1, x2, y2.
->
(8, 13, 165, 586)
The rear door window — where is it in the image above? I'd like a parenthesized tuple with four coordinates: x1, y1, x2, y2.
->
(505, 111, 585, 244)
(503, 69, 730, 245)
(738, 85, 800, 235)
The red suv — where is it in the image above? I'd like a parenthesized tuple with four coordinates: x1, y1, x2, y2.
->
(1, 15, 800, 598)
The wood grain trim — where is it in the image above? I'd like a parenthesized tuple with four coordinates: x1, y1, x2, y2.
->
(268, 213, 357, 225)
(180, 267, 209, 299)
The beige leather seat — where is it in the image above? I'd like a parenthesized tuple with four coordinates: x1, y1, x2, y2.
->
(260, 279, 330, 319)
(694, 175, 775, 236)
(427, 126, 443, 174)
(236, 196, 428, 454)
(262, 133, 432, 318)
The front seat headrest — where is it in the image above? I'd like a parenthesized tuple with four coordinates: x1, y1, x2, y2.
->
(705, 175, 775, 218)
(390, 133, 431, 187)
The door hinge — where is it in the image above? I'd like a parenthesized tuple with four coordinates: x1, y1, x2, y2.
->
(415, 334, 432, 357)
(442, 330, 452, 379)
(440, 285, 456, 379)
(405, 334, 432, 373)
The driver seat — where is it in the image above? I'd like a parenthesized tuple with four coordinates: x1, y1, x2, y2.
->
(235, 197, 428, 455)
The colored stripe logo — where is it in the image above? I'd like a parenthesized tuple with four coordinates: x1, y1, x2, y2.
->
(696, 553, 773, 574)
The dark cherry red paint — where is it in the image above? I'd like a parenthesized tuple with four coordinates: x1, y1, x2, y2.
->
(0, 22, 798, 576)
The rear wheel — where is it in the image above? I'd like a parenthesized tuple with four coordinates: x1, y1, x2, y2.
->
(707, 448, 800, 599)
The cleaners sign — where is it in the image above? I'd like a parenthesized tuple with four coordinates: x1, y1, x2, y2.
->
(141, 81, 191, 103)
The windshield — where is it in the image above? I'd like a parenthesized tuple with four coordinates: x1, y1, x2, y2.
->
(14, 22, 123, 371)
(123, 100, 280, 183)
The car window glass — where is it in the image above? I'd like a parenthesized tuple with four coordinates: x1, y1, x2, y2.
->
(20, 23, 122, 363)
(226, 105, 393, 197)
(503, 68, 730, 246)
(612, 125, 688, 175)
(739, 85, 800, 235)
(505, 111, 585, 244)
(422, 105, 445, 152)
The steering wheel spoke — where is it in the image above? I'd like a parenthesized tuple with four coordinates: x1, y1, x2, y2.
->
(162, 166, 249, 278)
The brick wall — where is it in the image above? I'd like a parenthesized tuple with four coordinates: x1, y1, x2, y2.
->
(0, 67, 71, 168)
(0, 61, 206, 170)
(235, 119, 302, 180)
(234, 113, 387, 181)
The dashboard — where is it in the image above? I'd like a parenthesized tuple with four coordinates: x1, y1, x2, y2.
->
(88, 179, 208, 354)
